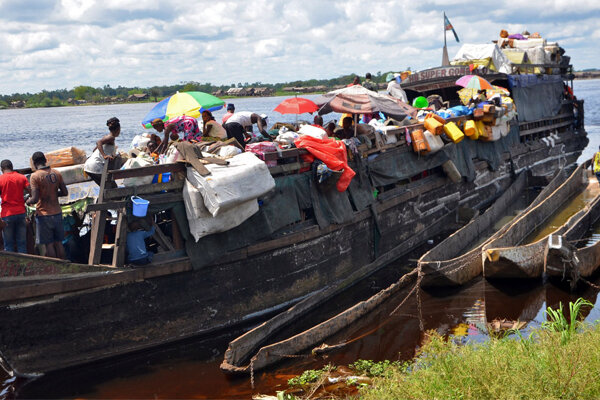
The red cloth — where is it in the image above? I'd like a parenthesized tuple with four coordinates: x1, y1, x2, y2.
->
(0, 171, 29, 217)
(294, 136, 355, 192)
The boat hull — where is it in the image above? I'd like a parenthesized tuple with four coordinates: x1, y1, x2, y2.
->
(0, 126, 588, 377)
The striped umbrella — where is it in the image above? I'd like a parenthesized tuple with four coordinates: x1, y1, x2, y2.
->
(455, 75, 494, 90)
(141, 91, 225, 128)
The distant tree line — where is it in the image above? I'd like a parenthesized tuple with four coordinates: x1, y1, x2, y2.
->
(0, 71, 397, 109)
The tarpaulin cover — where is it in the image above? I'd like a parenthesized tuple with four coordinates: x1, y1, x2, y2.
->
(314, 85, 417, 121)
(508, 74, 564, 122)
(295, 135, 356, 192)
(368, 124, 520, 186)
(185, 172, 356, 269)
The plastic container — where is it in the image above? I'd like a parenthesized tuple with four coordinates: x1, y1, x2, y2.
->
(131, 196, 149, 217)
(475, 120, 486, 138)
(442, 160, 462, 183)
(443, 122, 465, 143)
(424, 131, 444, 153)
(464, 120, 478, 139)
(425, 113, 446, 125)
(410, 129, 430, 155)
(412, 96, 428, 109)
(424, 116, 443, 135)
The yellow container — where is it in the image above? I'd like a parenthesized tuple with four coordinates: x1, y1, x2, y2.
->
(424, 117, 443, 135)
(411, 129, 430, 155)
(443, 122, 465, 143)
(464, 120, 478, 140)
(475, 120, 486, 139)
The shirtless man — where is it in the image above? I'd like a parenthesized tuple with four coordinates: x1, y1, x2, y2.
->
(26, 151, 68, 259)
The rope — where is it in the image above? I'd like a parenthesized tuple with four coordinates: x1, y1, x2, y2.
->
(580, 277, 600, 290)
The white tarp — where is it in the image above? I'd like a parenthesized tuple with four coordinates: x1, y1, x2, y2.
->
(183, 179, 259, 241)
(452, 43, 512, 74)
(186, 152, 275, 217)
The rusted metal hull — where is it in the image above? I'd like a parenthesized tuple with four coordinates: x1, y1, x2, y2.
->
(483, 161, 591, 280)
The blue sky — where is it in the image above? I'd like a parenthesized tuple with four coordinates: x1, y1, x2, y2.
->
(1, 0, 599, 95)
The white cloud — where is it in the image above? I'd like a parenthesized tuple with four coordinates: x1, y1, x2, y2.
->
(0, 0, 599, 94)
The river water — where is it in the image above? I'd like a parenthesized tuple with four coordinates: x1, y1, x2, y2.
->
(1, 80, 600, 399)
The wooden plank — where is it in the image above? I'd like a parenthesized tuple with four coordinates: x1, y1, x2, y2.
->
(0, 259, 192, 303)
(268, 162, 311, 175)
(86, 193, 183, 212)
(89, 162, 110, 265)
(112, 212, 128, 268)
(103, 180, 184, 200)
(519, 120, 573, 136)
(108, 163, 186, 180)
(151, 221, 175, 252)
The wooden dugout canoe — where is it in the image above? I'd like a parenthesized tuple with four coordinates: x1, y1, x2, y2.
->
(483, 161, 591, 280)
(418, 169, 565, 287)
(545, 185, 600, 288)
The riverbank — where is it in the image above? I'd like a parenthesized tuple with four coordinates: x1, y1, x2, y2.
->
(278, 299, 600, 400)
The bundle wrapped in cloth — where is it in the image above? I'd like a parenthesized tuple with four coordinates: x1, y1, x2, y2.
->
(186, 152, 276, 217)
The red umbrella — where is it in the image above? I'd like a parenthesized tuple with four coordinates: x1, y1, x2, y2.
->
(273, 96, 319, 115)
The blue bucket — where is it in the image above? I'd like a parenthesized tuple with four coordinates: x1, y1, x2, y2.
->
(131, 196, 149, 217)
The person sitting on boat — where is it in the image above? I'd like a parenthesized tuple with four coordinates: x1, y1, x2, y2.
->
(26, 151, 68, 259)
(222, 103, 235, 125)
(151, 115, 201, 153)
(146, 141, 160, 163)
(224, 111, 270, 148)
(347, 76, 360, 87)
(362, 72, 377, 92)
(313, 115, 324, 128)
(84, 117, 123, 188)
(591, 145, 600, 183)
(387, 73, 408, 103)
(201, 111, 227, 140)
(0, 159, 30, 253)
(126, 217, 155, 266)
(325, 121, 336, 138)
(335, 116, 355, 140)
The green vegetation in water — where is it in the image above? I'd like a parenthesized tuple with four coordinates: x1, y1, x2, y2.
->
(277, 298, 598, 400)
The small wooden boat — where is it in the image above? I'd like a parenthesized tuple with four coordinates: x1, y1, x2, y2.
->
(418, 169, 563, 287)
(545, 183, 600, 288)
(483, 161, 592, 280)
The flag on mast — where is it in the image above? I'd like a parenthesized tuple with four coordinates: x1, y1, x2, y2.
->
(444, 13, 460, 43)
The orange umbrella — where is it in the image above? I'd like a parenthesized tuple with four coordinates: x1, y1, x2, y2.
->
(273, 96, 319, 115)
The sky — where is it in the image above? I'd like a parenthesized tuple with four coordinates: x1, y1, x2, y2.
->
(1, 0, 600, 95)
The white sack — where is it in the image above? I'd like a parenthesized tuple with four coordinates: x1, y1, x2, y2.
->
(130, 134, 152, 150)
(183, 179, 259, 241)
(218, 145, 243, 158)
(298, 124, 328, 140)
(452, 43, 512, 74)
(186, 152, 275, 217)
(55, 164, 89, 185)
(121, 155, 154, 187)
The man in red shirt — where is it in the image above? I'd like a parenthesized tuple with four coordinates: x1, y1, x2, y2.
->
(25, 152, 68, 259)
(0, 159, 30, 253)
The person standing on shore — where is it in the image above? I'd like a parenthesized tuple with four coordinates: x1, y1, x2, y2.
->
(84, 117, 122, 187)
(0, 159, 30, 253)
(26, 151, 68, 259)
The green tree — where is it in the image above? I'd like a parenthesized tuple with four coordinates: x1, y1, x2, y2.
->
(150, 87, 160, 102)
(73, 85, 97, 100)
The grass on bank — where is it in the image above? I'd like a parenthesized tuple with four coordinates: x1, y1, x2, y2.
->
(280, 299, 600, 400)
(362, 298, 599, 400)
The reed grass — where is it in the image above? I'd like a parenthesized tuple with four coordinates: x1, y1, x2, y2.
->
(361, 299, 599, 400)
